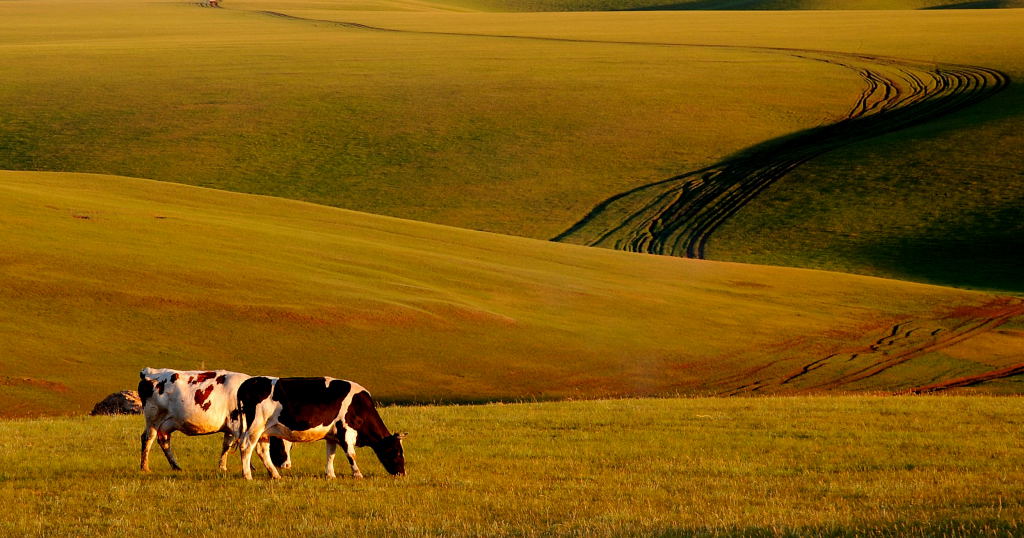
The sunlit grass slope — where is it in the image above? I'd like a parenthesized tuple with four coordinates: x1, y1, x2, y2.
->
(2, 397, 1023, 535)
(695, 10, 1024, 293)
(438, 0, 1024, 12)
(2, 171, 1020, 416)
(231, 0, 1024, 12)
(0, 0, 861, 240)
(320, 8, 1024, 293)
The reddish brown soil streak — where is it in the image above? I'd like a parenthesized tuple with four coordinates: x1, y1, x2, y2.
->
(720, 297, 1024, 395)
(902, 362, 1024, 394)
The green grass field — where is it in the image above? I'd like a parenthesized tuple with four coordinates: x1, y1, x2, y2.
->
(2, 397, 1022, 535)
(0, 0, 861, 240)
(3, 1, 1024, 533)
(232, 0, 1024, 13)
(303, 7, 1024, 293)
(2, 2, 1021, 294)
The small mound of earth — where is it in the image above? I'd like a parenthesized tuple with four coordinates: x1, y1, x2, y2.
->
(90, 390, 142, 415)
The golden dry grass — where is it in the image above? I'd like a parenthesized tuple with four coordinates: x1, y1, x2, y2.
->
(2, 170, 1020, 416)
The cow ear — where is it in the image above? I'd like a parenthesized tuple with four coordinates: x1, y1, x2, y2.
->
(396, 432, 408, 440)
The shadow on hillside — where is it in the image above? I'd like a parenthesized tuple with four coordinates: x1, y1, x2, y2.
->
(622, 0, 1020, 9)
(921, 1, 1015, 9)
(851, 199, 1024, 294)
(620, 0, 772, 10)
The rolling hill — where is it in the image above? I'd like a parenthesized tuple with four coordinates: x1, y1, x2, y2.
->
(448, 0, 1024, 12)
(2, 2, 1021, 295)
(2, 170, 1022, 416)
(232, 0, 1024, 12)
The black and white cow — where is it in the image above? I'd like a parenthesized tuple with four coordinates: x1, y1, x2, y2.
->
(138, 367, 291, 472)
(236, 376, 406, 480)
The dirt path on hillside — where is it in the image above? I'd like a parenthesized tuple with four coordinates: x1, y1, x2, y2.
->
(253, 9, 1009, 261)
(719, 297, 1024, 394)
(553, 57, 1008, 257)
(245, 10, 1020, 392)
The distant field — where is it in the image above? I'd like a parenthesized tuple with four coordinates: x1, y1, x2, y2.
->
(0, 0, 861, 240)
(451, 0, 1024, 13)
(312, 8, 1024, 292)
(2, 171, 1022, 416)
(4, 1, 1019, 292)
(232, 0, 1024, 12)
(2, 397, 1022, 535)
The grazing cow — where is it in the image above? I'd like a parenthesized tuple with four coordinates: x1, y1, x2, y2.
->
(138, 367, 291, 472)
(236, 376, 406, 480)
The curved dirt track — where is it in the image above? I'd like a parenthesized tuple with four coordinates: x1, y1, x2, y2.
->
(254, 10, 1009, 261)
(720, 297, 1024, 395)
(249, 9, 1020, 393)
(554, 55, 1009, 257)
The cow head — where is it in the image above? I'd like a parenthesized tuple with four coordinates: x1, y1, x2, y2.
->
(371, 432, 407, 476)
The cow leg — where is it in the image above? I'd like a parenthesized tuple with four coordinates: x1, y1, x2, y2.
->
(255, 439, 281, 479)
(217, 432, 234, 471)
(157, 430, 183, 471)
(342, 428, 363, 479)
(241, 426, 280, 480)
(140, 425, 157, 472)
(325, 440, 338, 479)
(279, 439, 293, 470)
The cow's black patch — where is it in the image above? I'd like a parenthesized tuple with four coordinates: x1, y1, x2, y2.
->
(344, 390, 405, 475)
(272, 378, 352, 431)
(216, 374, 227, 384)
(237, 376, 274, 427)
(170, 373, 179, 382)
(138, 379, 154, 406)
(156, 380, 166, 395)
(346, 391, 386, 447)
(269, 437, 288, 467)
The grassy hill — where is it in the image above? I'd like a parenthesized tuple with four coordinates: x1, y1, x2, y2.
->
(233, 0, 1024, 12)
(441, 0, 1024, 12)
(3, 1, 1021, 294)
(318, 8, 1024, 293)
(0, 0, 861, 240)
(2, 170, 1022, 416)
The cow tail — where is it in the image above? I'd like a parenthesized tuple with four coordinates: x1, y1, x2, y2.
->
(236, 397, 248, 450)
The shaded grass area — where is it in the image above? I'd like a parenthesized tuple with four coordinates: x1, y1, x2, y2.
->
(3, 171, 1019, 416)
(277, 0, 1024, 12)
(711, 76, 1024, 294)
(1, 397, 1022, 535)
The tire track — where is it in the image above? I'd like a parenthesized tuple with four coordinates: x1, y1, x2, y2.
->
(721, 297, 1024, 395)
(245, 9, 1017, 394)
(252, 9, 1008, 260)
(902, 362, 1024, 394)
(554, 57, 1009, 258)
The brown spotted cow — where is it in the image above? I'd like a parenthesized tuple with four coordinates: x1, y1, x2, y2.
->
(236, 376, 406, 480)
(138, 367, 291, 472)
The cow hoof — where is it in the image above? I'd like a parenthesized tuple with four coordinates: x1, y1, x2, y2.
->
(270, 474, 282, 480)
(352, 473, 364, 480)
(281, 462, 292, 470)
